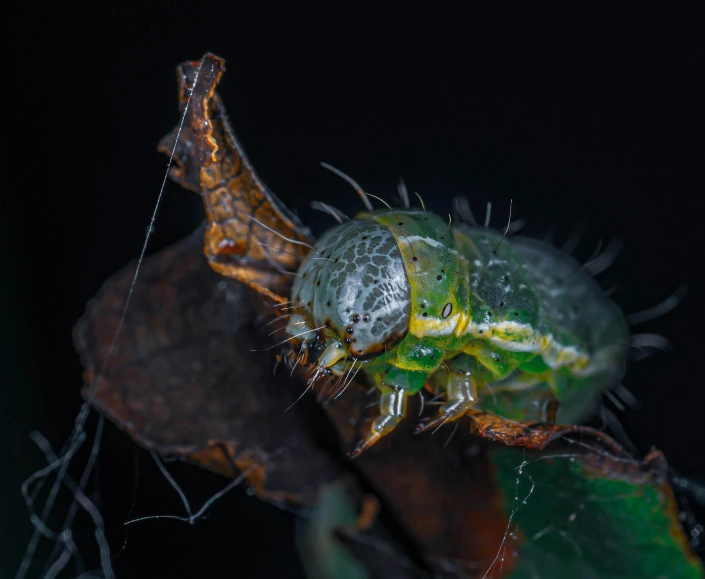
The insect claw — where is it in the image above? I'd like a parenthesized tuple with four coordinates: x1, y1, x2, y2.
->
(349, 387, 407, 458)
(348, 433, 381, 459)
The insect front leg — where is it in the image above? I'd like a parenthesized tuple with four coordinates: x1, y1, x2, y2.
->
(349, 385, 408, 458)
(349, 365, 426, 458)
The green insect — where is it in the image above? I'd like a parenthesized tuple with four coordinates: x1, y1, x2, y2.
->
(285, 172, 629, 457)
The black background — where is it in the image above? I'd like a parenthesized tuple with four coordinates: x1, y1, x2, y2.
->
(6, 2, 704, 577)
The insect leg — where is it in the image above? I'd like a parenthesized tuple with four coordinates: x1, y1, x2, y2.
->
(414, 363, 478, 433)
(349, 386, 408, 458)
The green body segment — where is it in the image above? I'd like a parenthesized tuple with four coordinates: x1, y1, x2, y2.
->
(359, 210, 628, 422)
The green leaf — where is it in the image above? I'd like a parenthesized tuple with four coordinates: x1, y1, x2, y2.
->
(489, 446, 703, 578)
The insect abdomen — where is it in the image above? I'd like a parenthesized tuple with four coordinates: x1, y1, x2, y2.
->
(454, 226, 629, 416)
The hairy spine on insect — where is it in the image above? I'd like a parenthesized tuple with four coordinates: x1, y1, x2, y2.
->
(285, 198, 629, 457)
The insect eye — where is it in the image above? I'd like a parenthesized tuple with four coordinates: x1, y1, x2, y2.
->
(442, 303, 453, 319)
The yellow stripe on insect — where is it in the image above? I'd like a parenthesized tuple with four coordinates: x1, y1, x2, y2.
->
(410, 311, 472, 337)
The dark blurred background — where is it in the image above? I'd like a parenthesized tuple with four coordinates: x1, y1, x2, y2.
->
(5, 2, 704, 577)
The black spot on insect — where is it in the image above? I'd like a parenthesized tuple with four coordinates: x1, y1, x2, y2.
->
(346, 327, 354, 334)
(352, 314, 360, 323)
(442, 303, 453, 318)
(345, 338, 352, 344)
(363, 314, 371, 322)
(437, 275, 443, 281)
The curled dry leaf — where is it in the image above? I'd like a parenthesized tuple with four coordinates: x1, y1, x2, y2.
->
(158, 53, 313, 303)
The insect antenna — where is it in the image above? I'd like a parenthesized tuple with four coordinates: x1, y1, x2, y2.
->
(310, 201, 344, 223)
(243, 214, 316, 251)
(417, 391, 426, 417)
(311, 200, 367, 236)
(628, 333, 671, 360)
(493, 199, 514, 253)
(414, 192, 428, 219)
(443, 422, 460, 448)
(425, 394, 445, 406)
(585, 238, 603, 261)
(431, 413, 455, 434)
(289, 341, 308, 376)
(542, 225, 556, 244)
(598, 405, 639, 454)
(366, 193, 404, 225)
(484, 201, 493, 228)
(256, 242, 304, 276)
(615, 384, 639, 407)
(334, 360, 363, 400)
(626, 284, 688, 326)
(604, 390, 627, 412)
(407, 240, 419, 262)
(260, 312, 293, 331)
(251, 325, 325, 352)
(326, 359, 353, 402)
(440, 213, 452, 240)
(583, 237, 623, 275)
(320, 162, 374, 212)
(398, 178, 411, 209)
(453, 197, 478, 226)
(259, 242, 335, 263)
(279, 304, 306, 312)
(267, 320, 303, 338)
(284, 381, 316, 413)
(506, 217, 527, 235)
(561, 217, 589, 255)
(512, 368, 534, 397)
